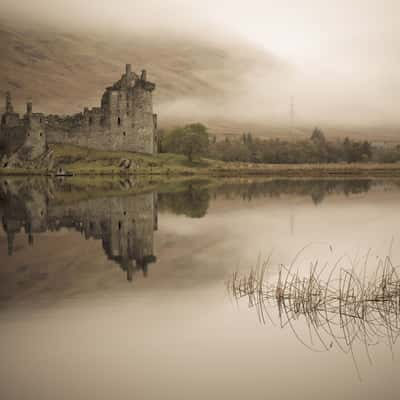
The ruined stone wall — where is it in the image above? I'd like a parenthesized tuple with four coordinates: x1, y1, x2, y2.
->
(46, 113, 91, 148)
(130, 83, 155, 154)
(1, 65, 157, 159)
(45, 66, 157, 154)
(23, 113, 47, 159)
(2, 125, 26, 156)
(153, 114, 158, 154)
(0, 101, 47, 161)
(0, 111, 25, 156)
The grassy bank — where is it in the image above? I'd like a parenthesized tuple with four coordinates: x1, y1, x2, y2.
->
(2, 143, 400, 177)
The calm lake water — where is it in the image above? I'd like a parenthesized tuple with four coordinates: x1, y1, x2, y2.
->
(1, 177, 400, 400)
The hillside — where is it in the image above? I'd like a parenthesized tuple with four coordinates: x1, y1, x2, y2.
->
(0, 19, 399, 142)
(0, 19, 292, 135)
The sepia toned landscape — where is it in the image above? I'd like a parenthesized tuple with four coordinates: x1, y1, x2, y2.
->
(0, 1, 400, 400)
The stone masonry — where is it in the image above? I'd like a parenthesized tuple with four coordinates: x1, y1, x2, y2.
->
(0, 64, 157, 163)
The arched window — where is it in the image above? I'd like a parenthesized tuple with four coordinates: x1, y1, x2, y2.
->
(123, 131, 126, 136)
(39, 132, 43, 137)
(117, 117, 121, 126)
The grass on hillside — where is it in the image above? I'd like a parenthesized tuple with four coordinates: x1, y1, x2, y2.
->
(50, 143, 216, 175)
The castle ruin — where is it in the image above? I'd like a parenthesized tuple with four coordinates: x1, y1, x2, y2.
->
(0, 64, 157, 163)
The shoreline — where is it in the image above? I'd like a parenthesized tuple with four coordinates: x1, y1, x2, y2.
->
(2, 163, 400, 178)
(1, 144, 400, 178)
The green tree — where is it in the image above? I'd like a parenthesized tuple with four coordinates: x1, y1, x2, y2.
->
(161, 126, 185, 153)
(180, 123, 209, 162)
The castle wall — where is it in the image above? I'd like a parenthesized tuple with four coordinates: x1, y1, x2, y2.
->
(23, 113, 47, 159)
(130, 84, 155, 154)
(0, 100, 47, 161)
(1, 110, 25, 157)
(45, 82, 156, 153)
(1, 65, 157, 159)
(2, 125, 26, 156)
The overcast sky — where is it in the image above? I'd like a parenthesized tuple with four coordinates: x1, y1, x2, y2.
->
(3, 0, 398, 60)
(1, 0, 399, 126)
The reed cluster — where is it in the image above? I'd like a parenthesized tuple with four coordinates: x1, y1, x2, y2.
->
(228, 254, 400, 373)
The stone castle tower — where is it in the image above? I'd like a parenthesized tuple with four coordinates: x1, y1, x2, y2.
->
(0, 64, 157, 161)
(0, 93, 47, 161)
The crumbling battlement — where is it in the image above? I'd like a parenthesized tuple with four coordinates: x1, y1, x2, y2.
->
(0, 64, 157, 163)
(0, 93, 47, 162)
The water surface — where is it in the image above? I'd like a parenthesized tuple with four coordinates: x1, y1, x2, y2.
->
(1, 177, 400, 400)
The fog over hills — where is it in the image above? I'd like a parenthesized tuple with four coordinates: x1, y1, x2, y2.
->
(0, 19, 295, 136)
(0, 2, 399, 141)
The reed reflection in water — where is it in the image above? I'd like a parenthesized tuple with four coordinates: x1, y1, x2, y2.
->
(229, 248, 400, 377)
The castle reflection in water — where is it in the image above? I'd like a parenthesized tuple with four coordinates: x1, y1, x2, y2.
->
(0, 178, 158, 282)
(0, 176, 378, 283)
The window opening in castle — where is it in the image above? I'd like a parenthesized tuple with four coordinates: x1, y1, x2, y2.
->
(123, 131, 126, 136)
(89, 117, 93, 125)
(118, 117, 121, 126)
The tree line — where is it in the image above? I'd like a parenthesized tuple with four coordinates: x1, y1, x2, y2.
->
(158, 124, 400, 164)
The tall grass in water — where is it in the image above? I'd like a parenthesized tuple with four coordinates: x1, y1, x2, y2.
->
(228, 252, 400, 377)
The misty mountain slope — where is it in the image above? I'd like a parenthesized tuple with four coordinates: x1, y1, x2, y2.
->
(0, 21, 290, 134)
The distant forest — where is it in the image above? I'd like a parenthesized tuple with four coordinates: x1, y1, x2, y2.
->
(159, 124, 400, 164)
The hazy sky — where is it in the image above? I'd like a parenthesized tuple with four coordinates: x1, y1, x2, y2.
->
(1, 0, 399, 127)
(3, 0, 398, 60)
